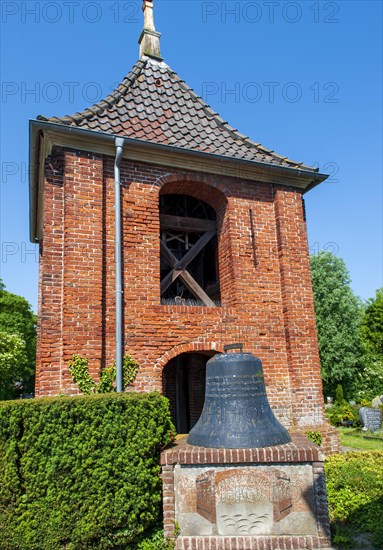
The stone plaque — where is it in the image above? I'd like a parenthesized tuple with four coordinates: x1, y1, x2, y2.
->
(174, 464, 317, 537)
(359, 407, 382, 432)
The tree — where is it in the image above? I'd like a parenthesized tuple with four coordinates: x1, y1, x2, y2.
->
(310, 251, 364, 398)
(355, 288, 383, 399)
(361, 288, 383, 358)
(0, 332, 28, 398)
(0, 279, 36, 399)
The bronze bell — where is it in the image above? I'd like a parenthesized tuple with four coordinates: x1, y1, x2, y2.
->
(187, 345, 291, 448)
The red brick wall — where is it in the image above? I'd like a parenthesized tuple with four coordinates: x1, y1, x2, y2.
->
(36, 152, 65, 395)
(36, 146, 330, 439)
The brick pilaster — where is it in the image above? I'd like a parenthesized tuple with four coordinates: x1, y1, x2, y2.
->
(273, 188, 325, 428)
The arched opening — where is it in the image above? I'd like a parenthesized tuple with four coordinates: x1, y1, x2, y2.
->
(159, 194, 220, 306)
(162, 351, 216, 433)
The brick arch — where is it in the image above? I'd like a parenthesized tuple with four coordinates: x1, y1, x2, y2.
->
(155, 173, 229, 213)
(154, 341, 224, 372)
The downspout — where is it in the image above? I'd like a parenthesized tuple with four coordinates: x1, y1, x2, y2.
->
(114, 137, 124, 392)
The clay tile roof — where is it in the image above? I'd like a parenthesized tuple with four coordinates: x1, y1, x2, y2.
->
(37, 57, 316, 172)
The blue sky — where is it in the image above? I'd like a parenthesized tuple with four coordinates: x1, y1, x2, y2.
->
(1, 0, 382, 311)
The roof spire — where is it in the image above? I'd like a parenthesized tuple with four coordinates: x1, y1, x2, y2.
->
(138, 1, 162, 60)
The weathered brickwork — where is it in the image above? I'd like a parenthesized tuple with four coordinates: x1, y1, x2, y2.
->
(36, 146, 339, 453)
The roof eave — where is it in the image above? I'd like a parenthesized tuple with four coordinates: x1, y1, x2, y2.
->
(29, 121, 42, 244)
(29, 120, 328, 242)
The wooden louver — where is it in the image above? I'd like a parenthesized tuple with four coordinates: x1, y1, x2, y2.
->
(160, 215, 217, 307)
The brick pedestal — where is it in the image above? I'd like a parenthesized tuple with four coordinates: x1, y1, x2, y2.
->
(161, 436, 333, 549)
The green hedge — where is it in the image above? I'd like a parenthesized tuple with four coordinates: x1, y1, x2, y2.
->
(325, 451, 383, 548)
(0, 393, 175, 549)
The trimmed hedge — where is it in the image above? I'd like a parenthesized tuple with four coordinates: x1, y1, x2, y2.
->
(0, 393, 175, 549)
(325, 451, 383, 548)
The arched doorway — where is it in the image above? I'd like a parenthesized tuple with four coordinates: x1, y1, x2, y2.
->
(162, 351, 216, 433)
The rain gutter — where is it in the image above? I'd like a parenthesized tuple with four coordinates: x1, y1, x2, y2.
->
(114, 138, 124, 392)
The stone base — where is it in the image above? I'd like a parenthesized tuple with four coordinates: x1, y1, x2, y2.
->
(161, 435, 333, 550)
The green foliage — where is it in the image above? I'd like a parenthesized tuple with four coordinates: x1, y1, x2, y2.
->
(310, 252, 364, 398)
(361, 288, 383, 358)
(97, 363, 116, 394)
(325, 402, 360, 428)
(306, 430, 323, 446)
(0, 332, 28, 398)
(68, 354, 139, 394)
(352, 288, 383, 400)
(135, 523, 179, 550)
(351, 357, 383, 402)
(68, 355, 96, 394)
(0, 279, 36, 399)
(0, 392, 175, 549)
(335, 384, 345, 405)
(325, 451, 383, 548)
(121, 354, 140, 387)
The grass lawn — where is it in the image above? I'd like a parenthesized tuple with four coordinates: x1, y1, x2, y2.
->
(338, 427, 383, 451)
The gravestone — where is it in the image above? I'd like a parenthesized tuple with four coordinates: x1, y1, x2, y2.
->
(359, 407, 382, 432)
(371, 395, 383, 408)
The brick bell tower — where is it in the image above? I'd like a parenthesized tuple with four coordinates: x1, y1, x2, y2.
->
(29, 1, 339, 452)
